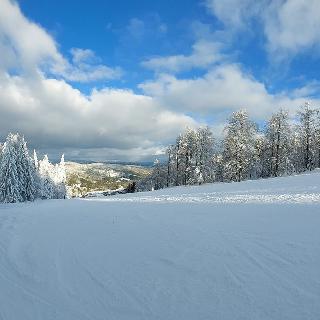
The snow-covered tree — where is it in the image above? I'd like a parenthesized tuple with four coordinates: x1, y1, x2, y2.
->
(38, 155, 56, 199)
(0, 133, 39, 203)
(179, 128, 198, 185)
(195, 126, 214, 183)
(265, 110, 293, 177)
(165, 145, 175, 187)
(0, 134, 23, 203)
(0, 133, 67, 202)
(53, 154, 67, 198)
(174, 134, 183, 186)
(314, 109, 320, 168)
(222, 110, 257, 182)
(38, 154, 65, 199)
(298, 102, 317, 171)
(33, 150, 39, 170)
(16, 134, 37, 201)
(152, 159, 163, 190)
(136, 103, 320, 192)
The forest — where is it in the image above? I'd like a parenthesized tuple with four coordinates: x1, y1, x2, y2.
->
(138, 102, 320, 191)
(0, 133, 66, 203)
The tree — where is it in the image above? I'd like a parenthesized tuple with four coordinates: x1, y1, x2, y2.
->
(179, 128, 198, 185)
(265, 110, 293, 177)
(222, 110, 257, 182)
(174, 134, 183, 186)
(165, 145, 175, 187)
(38, 155, 56, 199)
(0, 133, 37, 203)
(298, 102, 316, 171)
(0, 134, 23, 203)
(314, 109, 320, 168)
(125, 181, 136, 193)
(53, 154, 67, 199)
(33, 150, 39, 170)
(0, 133, 67, 203)
(136, 103, 320, 192)
(196, 126, 214, 183)
(16, 135, 37, 201)
(152, 159, 166, 190)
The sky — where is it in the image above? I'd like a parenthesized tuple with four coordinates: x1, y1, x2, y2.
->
(0, 0, 320, 162)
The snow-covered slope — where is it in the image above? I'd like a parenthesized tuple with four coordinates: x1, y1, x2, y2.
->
(0, 172, 320, 320)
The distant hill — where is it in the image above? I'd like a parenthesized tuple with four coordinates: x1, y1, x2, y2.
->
(65, 161, 151, 197)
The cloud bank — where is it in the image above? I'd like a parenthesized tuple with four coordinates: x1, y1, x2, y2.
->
(0, 0, 196, 160)
(0, 0, 319, 161)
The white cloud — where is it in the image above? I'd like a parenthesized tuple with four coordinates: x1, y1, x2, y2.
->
(56, 48, 123, 82)
(0, 0, 318, 162)
(205, 0, 262, 29)
(264, 0, 320, 57)
(142, 40, 222, 73)
(0, 0, 196, 160)
(140, 64, 318, 119)
(0, 0, 121, 82)
(70, 48, 96, 64)
(205, 0, 320, 58)
(0, 72, 196, 159)
(0, 0, 62, 74)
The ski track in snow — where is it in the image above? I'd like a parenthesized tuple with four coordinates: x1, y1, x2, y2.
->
(0, 171, 320, 319)
(84, 191, 320, 204)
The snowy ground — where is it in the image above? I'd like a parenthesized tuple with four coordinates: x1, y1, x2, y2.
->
(0, 172, 320, 319)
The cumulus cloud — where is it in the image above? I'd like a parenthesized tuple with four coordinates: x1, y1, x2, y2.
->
(140, 64, 318, 119)
(205, 0, 263, 29)
(0, 72, 196, 158)
(55, 48, 122, 82)
(263, 0, 320, 57)
(142, 40, 222, 73)
(0, 0, 121, 82)
(205, 0, 320, 58)
(0, 0, 196, 160)
(0, 0, 318, 162)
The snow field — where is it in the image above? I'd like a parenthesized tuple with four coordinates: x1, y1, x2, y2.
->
(0, 171, 320, 319)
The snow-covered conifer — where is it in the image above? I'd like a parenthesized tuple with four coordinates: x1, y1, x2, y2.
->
(0, 134, 23, 203)
(38, 155, 56, 199)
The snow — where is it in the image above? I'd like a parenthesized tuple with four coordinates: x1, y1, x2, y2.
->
(0, 171, 320, 319)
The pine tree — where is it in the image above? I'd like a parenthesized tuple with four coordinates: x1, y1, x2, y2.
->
(0, 134, 23, 203)
(54, 154, 67, 198)
(16, 135, 37, 201)
(33, 150, 39, 170)
(38, 155, 56, 199)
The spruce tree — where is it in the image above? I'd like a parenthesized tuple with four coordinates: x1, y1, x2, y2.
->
(0, 134, 23, 203)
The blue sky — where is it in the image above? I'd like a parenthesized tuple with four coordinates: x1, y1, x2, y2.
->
(19, 0, 219, 91)
(0, 0, 320, 161)
(18, 0, 319, 93)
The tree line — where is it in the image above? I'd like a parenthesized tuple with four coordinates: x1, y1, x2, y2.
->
(0, 133, 67, 203)
(138, 102, 320, 191)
